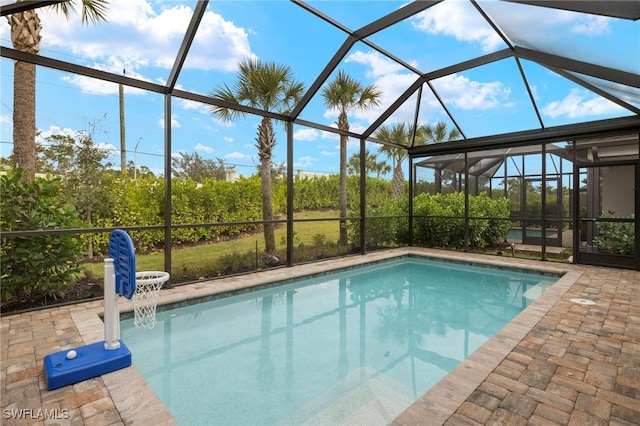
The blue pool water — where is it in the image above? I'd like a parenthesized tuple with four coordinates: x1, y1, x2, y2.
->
(121, 256, 558, 425)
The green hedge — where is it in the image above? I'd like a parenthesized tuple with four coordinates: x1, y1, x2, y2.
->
(4, 169, 509, 260)
(413, 192, 511, 248)
(348, 192, 510, 250)
(348, 196, 408, 249)
(85, 173, 395, 253)
(1, 170, 83, 302)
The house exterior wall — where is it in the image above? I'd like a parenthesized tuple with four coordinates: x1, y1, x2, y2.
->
(601, 165, 634, 217)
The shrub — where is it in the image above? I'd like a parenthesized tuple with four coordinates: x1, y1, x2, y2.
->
(93, 173, 165, 255)
(348, 196, 408, 249)
(1, 170, 83, 303)
(413, 192, 465, 247)
(470, 193, 512, 247)
(594, 213, 635, 255)
(352, 192, 475, 250)
(412, 192, 510, 249)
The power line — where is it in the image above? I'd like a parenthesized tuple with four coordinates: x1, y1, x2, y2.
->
(1, 100, 12, 113)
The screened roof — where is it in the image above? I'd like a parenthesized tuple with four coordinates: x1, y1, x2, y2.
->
(1, 0, 639, 168)
(414, 133, 640, 178)
(414, 144, 569, 178)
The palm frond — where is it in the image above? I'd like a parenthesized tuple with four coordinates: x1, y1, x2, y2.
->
(217, 58, 304, 114)
(51, 0, 109, 25)
(80, 0, 109, 24)
(421, 121, 461, 144)
(322, 69, 381, 116)
(356, 85, 382, 110)
(210, 83, 246, 122)
(375, 123, 410, 163)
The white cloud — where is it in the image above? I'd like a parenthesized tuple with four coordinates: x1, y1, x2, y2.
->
(572, 15, 610, 35)
(478, 2, 612, 50)
(321, 130, 339, 141)
(293, 128, 319, 141)
(434, 74, 513, 110)
(37, 1, 254, 87)
(194, 143, 213, 153)
(348, 123, 369, 135)
(345, 50, 419, 124)
(95, 142, 118, 153)
(225, 151, 252, 160)
(223, 136, 234, 143)
(542, 88, 623, 119)
(185, 9, 255, 71)
(36, 125, 79, 144)
(158, 114, 181, 129)
(410, 0, 503, 52)
(179, 98, 211, 114)
(530, 85, 540, 101)
(35, 125, 117, 154)
(346, 51, 405, 78)
(321, 151, 335, 156)
(61, 62, 150, 96)
(294, 155, 316, 168)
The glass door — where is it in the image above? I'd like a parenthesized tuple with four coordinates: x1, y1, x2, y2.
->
(523, 177, 563, 247)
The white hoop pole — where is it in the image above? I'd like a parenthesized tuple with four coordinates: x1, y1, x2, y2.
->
(104, 258, 121, 350)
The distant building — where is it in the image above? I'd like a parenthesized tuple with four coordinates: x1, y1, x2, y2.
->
(225, 168, 239, 183)
(296, 169, 329, 179)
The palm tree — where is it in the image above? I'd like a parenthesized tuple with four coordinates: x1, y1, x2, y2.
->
(423, 120, 461, 145)
(210, 59, 304, 256)
(375, 121, 461, 196)
(321, 70, 381, 245)
(424, 121, 461, 193)
(375, 123, 416, 197)
(7, 0, 109, 183)
(347, 149, 390, 178)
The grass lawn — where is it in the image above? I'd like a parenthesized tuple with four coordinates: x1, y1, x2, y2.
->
(81, 210, 341, 279)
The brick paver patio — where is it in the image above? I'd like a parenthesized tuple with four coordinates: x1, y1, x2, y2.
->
(441, 264, 639, 425)
(1, 248, 638, 425)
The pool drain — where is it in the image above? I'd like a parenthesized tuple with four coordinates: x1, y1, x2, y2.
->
(570, 298, 596, 305)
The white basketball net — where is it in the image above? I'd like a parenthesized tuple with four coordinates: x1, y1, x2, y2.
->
(133, 271, 169, 329)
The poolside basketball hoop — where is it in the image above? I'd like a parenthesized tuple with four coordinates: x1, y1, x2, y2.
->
(44, 229, 170, 390)
(133, 271, 169, 328)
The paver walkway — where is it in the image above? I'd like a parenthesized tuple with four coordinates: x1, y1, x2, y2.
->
(395, 262, 640, 425)
(1, 248, 639, 425)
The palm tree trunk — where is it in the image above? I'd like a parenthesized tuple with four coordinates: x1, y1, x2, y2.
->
(435, 168, 442, 193)
(338, 113, 349, 245)
(257, 117, 276, 255)
(392, 163, 405, 197)
(13, 61, 37, 183)
(8, 6, 41, 183)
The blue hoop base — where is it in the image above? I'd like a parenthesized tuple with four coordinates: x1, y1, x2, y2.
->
(43, 341, 131, 391)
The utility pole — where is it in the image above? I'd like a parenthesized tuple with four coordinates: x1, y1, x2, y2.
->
(119, 69, 126, 173)
(134, 137, 142, 180)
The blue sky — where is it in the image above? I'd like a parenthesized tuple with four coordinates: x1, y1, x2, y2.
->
(1, 0, 638, 177)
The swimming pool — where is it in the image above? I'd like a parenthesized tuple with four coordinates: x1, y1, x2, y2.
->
(121, 256, 559, 425)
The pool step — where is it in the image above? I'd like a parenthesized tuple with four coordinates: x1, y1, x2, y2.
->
(277, 366, 413, 425)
